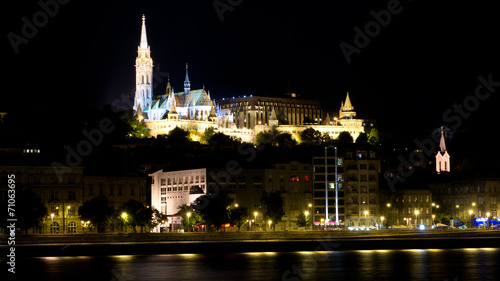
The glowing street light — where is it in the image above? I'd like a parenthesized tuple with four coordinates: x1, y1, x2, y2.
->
(253, 211, 258, 231)
(268, 220, 272, 231)
(380, 216, 385, 229)
(415, 210, 420, 228)
(121, 212, 127, 219)
(187, 212, 191, 232)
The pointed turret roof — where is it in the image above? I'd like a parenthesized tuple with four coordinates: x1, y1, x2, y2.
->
(439, 126, 447, 153)
(270, 106, 278, 120)
(169, 92, 177, 114)
(343, 92, 354, 111)
(140, 15, 148, 49)
(324, 112, 331, 125)
(185, 63, 190, 83)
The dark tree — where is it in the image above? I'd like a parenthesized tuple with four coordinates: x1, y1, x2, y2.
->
(274, 132, 297, 148)
(337, 131, 354, 144)
(165, 127, 190, 145)
(200, 127, 216, 144)
(176, 204, 204, 231)
(78, 196, 114, 233)
(117, 199, 153, 233)
(299, 127, 322, 146)
(193, 193, 234, 231)
(14, 189, 47, 234)
(208, 132, 238, 146)
(296, 212, 313, 227)
(355, 132, 368, 144)
(260, 190, 284, 230)
(229, 205, 249, 231)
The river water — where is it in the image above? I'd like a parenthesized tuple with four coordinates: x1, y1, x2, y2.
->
(4, 248, 499, 280)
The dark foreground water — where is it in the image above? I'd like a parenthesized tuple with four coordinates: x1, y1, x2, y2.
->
(4, 248, 499, 281)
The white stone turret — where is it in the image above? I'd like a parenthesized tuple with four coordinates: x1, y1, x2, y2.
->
(339, 92, 356, 119)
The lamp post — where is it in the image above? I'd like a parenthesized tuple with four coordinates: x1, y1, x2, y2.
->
(254, 212, 258, 231)
(386, 203, 391, 229)
(415, 210, 419, 229)
(432, 214, 435, 227)
(268, 220, 272, 232)
(187, 212, 191, 232)
(380, 216, 385, 230)
(486, 212, 490, 228)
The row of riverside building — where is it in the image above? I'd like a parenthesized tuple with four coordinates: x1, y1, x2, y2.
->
(2, 145, 498, 234)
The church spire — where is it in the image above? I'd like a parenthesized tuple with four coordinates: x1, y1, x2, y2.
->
(133, 14, 153, 114)
(140, 14, 148, 49)
(184, 63, 191, 94)
(436, 126, 451, 174)
(439, 126, 447, 153)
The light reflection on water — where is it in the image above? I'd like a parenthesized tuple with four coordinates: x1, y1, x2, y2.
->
(6, 248, 500, 281)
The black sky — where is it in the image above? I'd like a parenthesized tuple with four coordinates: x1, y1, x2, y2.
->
(4, 0, 499, 138)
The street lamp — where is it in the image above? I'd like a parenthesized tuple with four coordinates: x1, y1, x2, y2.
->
(268, 220, 272, 231)
(380, 216, 385, 230)
(254, 212, 258, 231)
(187, 212, 191, 232)
(386, 203, 391, 229)
(432, 214, 436, 226)
(415, 210, 419, 229)
(486, 212, 490, 228)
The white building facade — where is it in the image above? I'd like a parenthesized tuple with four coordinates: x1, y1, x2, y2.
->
(149, 168, 208, 231)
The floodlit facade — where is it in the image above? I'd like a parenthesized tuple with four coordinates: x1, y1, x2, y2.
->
(149, 168, 208, 231)
(133, 16, 365, 143)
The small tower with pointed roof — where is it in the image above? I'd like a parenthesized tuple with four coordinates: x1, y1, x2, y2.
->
(269, 107, 279, 126)
(339, 92, 356, 119)
(435, 126, 451, 174)
(167, 92, 178, 120)
(184, 63, 191, 95)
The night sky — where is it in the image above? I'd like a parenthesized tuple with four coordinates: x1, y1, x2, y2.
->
(4, 0, 499, 138)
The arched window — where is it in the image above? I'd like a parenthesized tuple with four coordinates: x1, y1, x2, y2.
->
(68, 222, 77, 234)
(51, 222, 59, 234)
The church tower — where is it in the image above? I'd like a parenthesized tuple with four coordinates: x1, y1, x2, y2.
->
(184, 63, 191, 95)
(133, 15, 153, 113)
(435, 127, 451, 174)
